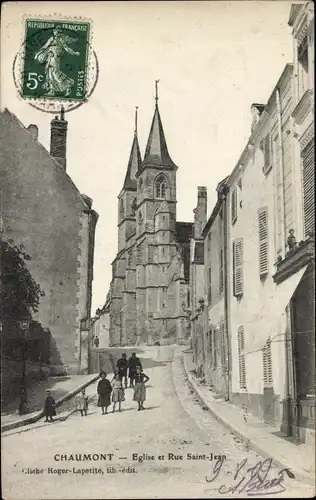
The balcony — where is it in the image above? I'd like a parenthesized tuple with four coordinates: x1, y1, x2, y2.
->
(273, 235, 314, 285)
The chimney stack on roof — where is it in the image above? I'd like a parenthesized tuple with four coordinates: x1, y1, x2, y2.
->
(27, 124, 38, 141)
(194, 186, 207, 239)
(50, 106, 68, 170)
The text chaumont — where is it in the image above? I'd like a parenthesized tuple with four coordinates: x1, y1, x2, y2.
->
(54, 453, 114, 461)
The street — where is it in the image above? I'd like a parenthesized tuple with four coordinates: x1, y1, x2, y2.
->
(2, 348, 314, 499)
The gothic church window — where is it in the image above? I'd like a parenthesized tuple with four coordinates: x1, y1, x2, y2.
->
(155, 174, 168, 199)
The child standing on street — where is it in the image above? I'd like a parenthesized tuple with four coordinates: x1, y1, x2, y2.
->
(111, 373, 125, 413)
(44, 390, 56, 422)
(77, 389, 88, 416)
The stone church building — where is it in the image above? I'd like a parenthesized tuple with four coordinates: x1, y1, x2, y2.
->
(109, 98, 194, 346)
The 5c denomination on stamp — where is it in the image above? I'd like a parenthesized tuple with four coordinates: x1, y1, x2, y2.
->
(13, 17, 99, 114)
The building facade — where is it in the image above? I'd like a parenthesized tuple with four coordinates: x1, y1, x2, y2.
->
(109, 100, 192, 346)
(0, 108, 98, 375)
(190, 3, 314, 452)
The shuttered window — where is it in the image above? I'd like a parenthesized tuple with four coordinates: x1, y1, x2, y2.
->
(258, 207, 268, 277)
(263, 338, 273, 388)
(231, 188, 238, 224)
(233, 238, 243, 297)
(208, 267, 212, 304)
(220, 321, 226, 369)
(262, 133, 272, 175)
(219, 249, 224, 292)
(302, 139, 315, 237)
(237, 326, 246, 390)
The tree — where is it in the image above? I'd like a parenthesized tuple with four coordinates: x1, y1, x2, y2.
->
(0, 236, 45, 322)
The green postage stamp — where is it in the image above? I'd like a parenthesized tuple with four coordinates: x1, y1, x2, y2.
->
(21, 19, 91, 101)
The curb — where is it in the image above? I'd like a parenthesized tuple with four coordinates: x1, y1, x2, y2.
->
(182, 354, 315, 485)
(1, 374, 100, 433)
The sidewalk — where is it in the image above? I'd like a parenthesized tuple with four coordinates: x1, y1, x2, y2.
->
(1, 372, 100, 433)
(183, 351, 315, 484)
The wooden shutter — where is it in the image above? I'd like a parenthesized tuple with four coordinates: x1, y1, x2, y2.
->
(220, 321, 226, 369)
(219, 249, 224, 292)
(258, 207, 268, 277)
(263, 133, 272, 174)
(208, 267, 212, 303)
(233, 238, 244, 296)
(231, 188, 237, 224)
(302, 139, 315, 237)
(237, 326, 246, 390)
(263, 338, 273, 388)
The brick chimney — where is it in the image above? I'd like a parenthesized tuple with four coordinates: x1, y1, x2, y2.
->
(193, 186, 207, 239)
(50, 106, 67, 170)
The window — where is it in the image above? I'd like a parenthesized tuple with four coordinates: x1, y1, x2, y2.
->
(258, 207, 268, 277)
(148, 245, 154, 263)
(231, 188, 237, 224)
(139, 178, 143, 189)
(220, 321, 226, 369)
(219, 249, 224, 293)
(233, 238, 243, 297)
(208, 267, 212, 303)
(237, 326, 246, 390)
(131, 198, 137, 216)
(138, 211, 143, 223)
(302, 139, 315, 237)
(261, 133, 272, 175)
(155, 174, 167, 199)
(263, 338, 273, 388)
(298, 36, 309, 96)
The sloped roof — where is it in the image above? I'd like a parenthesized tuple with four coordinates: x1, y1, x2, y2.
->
(142, 105, 177, 170)
(123, 132, 142, 190)
(176, 221, 193, 243)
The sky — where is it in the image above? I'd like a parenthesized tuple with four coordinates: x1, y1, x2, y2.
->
(1, 1, 296, 313)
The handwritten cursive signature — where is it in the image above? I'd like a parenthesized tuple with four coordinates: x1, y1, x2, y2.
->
(205, 457, 295, 496)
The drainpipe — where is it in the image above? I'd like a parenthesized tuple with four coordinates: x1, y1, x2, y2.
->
(222, 186, 231, 401)
(276, 89, 286, 255)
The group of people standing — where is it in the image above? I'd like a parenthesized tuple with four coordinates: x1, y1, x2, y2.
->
(97, 352, 150, 414)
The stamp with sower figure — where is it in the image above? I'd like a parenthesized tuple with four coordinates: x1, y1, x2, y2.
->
(13, 17, 98, 113)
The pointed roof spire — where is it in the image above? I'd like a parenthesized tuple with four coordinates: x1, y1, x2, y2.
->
(142, 81, 177, 170)
(123, 107, 142, 190)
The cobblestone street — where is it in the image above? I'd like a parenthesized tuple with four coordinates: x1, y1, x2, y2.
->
(2, 349, 314, 499)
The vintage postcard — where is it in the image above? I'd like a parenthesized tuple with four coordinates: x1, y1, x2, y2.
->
(0, 1, 315, 499)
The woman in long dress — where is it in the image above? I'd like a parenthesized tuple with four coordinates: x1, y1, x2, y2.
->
(34, 26, 79, 97)
(133, 366, 150, 411)
(97, 372, 112, 415)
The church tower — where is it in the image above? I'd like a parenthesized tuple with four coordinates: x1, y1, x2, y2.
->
(135, 82, 179, 344)
(110, 110, 142, 346)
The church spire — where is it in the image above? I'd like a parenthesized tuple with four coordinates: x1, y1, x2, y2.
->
(142, 81, 177, 170)
(123, 107, 142, 190)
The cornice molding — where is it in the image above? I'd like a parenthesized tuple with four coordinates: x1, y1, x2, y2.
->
(292, 90, 313, 125)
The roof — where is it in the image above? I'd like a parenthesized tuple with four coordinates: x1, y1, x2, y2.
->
(1, 108, 93, 213)
(123, 132, 142, 190)
(193, 241, 204, 264)
(175, 221, 193, 243)
(142, 104, 178, 170)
